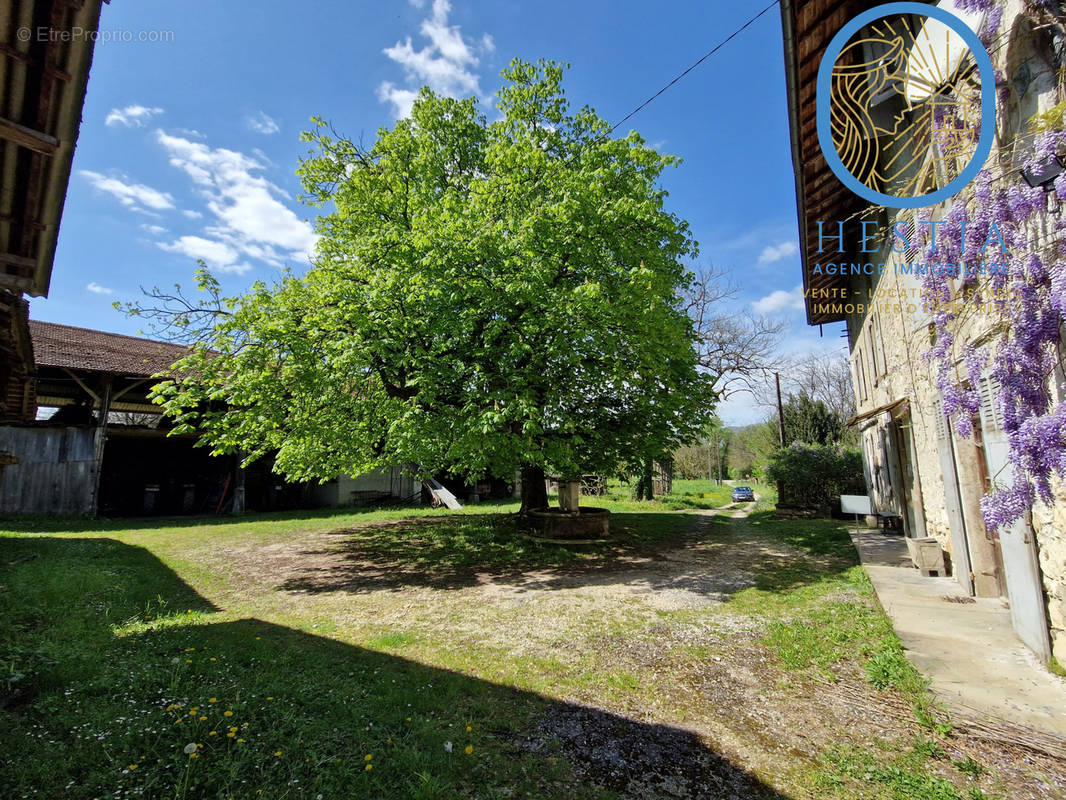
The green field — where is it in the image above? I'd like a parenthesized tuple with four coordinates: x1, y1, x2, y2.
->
(0, 498, 1030, 799)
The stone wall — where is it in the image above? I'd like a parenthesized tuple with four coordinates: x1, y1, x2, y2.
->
(840, 0, 1066, 661)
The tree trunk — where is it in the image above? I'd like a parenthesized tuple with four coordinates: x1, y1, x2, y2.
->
(633, 458, 654, 501)
(519, 464, 549, 514)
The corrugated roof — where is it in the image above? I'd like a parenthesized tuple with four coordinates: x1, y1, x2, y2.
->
(29, 320, 191, 377)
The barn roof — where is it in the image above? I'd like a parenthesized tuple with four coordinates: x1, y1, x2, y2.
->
(29, 320, 191, 377)
(1, 0, 106, 298)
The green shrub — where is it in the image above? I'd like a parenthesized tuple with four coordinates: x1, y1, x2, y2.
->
(765, 443, 865, 509)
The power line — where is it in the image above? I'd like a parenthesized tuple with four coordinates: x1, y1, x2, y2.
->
(464, 1, 782, 252)
(609, 0, 781, 134)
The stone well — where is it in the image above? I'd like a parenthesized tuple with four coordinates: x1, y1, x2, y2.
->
(527, 507, 611, 540)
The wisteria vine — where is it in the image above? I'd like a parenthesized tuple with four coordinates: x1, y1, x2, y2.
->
(919, 1, 1066, 531)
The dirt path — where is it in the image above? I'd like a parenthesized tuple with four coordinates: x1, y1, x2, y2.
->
(211, 505, 1066, 799)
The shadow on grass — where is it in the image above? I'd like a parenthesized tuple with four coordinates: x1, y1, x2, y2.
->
(0, 500, 518, 535)
(0, 535, 793, 800)
(274, 509, 860, 604)
(275, 512, 696, 594)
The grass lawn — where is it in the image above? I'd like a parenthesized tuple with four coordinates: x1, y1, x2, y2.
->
(1, 499, 1054, 799)
(595, 477, 753, 511)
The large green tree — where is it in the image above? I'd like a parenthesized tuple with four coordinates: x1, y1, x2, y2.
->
(144, 60, 713, 511)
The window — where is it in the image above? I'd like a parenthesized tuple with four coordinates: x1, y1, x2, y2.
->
(854, 347, 868, 401)
(866, 322, 880, 384)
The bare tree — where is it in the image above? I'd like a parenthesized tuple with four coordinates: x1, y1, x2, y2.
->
(115, 265, 234, 347)
(779, 351, 855, 421)
(683, 265, 786, 398)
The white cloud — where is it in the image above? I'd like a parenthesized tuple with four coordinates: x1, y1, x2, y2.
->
(377, 83, 422, 119)
(752, 285, 805, 314)
(86, 281, 114, 295)
(183, 209, 203, 219)
(246, 111, 280, 135)
(378, 0, 493, 118)
(105, 104, 164, 128)
(757, 241, 799, 264)
(155, 131, 317, 268)
(216, 262, 253, 276)
(159, 235, 254, 276)
(79, 170, 174, 213)
(140, 224, 167, 236)
(159, 235, 239, 267)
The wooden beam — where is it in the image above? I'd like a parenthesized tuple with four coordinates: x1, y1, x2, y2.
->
(61, 367, 101, 405)
(0, 274, 34, 292)
(0, 43, 73, 81)
(0, 252, 38, 270)
(0, 213, 45, 231)
(0, 117, 58, 155)
(110, 379, 150, 404)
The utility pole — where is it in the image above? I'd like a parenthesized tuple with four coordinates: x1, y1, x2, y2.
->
(775, 372, 786, 447)
(775, 372, 786, 504)
(715, 436, 722, 485)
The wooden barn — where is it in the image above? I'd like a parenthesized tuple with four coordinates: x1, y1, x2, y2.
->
(0, 320, 420, 516)
(0, 0, 106, 475)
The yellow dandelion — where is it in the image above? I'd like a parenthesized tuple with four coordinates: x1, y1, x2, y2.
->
(199, 716, 207, 721)
(406, 717, 412, 722)
(465, 745, 474, 755)
(466, 725, 472, 732)
(208, 731, 217, 737)
(188, 710, 196, 716)
(236, 737, 244, 743)
(185, 659, 192, 664)
(210, 657, 216, 662)
(274, 751, 282, 758)
(188, 752, 198, 759)
(255, 636, 261, 640)
(229, 727, 238, 732)
(365, 763, 373, 772)
(128, 764, 138, 771)
(364, 754, 372, 762)
(223, 710, 233, 717)
(226, 732, 235, 738)
(208, 698, 217, 703)
(266, 696, 273, 701)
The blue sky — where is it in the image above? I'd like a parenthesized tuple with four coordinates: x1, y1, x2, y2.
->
(34, 0, 846, 425)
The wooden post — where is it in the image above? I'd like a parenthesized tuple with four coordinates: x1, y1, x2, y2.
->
(231, 451, 246, 514)
(775, 372, 786, 504)
(88, 375, 113, 515)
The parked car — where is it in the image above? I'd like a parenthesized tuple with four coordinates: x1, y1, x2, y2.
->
(731, 486, 755, 503)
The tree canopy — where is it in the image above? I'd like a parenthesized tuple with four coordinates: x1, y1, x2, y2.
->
(144, 60, 714, 489)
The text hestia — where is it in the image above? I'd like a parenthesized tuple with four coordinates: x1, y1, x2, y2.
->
(811, 220, 1009, 276)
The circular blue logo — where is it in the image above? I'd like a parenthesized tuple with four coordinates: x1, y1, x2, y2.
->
(816, 2, 996, 209)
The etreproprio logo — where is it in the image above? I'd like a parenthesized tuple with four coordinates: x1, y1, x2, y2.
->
(816, 2, 996, 209)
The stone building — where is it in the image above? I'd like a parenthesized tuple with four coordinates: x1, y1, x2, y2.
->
(781, 0, 1066, 665)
